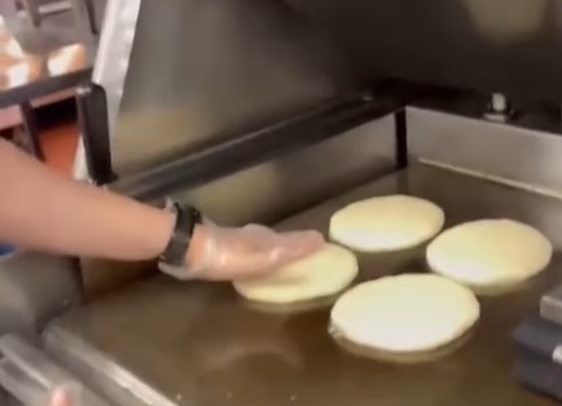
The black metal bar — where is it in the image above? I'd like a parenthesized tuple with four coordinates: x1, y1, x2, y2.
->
(76, 84, 115, 184)
(394, 109, 408, 169)
(0, 69, 92, 109)
(20, 0, 41, 26)
(86, 0, 99, 34)
(111, 93, 404, 202)
(19, 101, 44, 160)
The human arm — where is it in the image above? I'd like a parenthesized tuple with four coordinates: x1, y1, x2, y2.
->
(0, 138, 175, 261)
(0, 139, 324, 279)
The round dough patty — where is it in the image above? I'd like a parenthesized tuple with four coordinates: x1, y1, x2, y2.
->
(330, 274, 480, 353)
(329, 195, 445, 252)
(426, 219, 552, 288)
(233, 244, 358, 304)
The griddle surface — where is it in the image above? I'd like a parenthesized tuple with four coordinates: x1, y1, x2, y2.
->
(48, 165, 562, 406)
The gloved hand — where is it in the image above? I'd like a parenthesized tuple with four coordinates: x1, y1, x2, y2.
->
(159, 224, 325, 281)
(44, 387, 74, 406)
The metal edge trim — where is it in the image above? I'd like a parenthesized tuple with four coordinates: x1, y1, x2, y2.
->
(0, 69, 91, 109)
(552, 345, 562, 365)
(109, 93, 402, 201)
(407, 106, 562, 199)
(73, 0, 141, 181)
(406, 105, 561, 138)
(92, 0, 140, 116)
(418, 158, 562, 201)
(44, 326, 177, 406)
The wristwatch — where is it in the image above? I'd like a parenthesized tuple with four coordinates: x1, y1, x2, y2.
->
(159, 201, 202, 267)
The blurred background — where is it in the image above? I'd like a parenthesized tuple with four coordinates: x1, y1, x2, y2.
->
(0, 0, 104, 175)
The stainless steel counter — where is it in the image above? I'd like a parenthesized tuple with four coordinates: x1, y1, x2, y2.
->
(44, 164, 562, 406)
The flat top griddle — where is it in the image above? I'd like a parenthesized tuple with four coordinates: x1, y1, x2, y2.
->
(46, 164, 562, 406)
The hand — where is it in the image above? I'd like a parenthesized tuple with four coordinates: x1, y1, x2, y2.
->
(44, 387, 73, 406)
(160, 224, 325, 281)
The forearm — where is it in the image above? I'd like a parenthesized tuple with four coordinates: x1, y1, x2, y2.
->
(0, 139, 175, 260)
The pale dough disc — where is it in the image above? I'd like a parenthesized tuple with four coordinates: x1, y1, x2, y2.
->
(329, 195, 445, 252)
(330, 274, 480, 353)
(233, 244, 358, 304)
(426, 219, 552, 288)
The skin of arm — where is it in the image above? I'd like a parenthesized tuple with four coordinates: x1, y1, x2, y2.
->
(0, 139, 324, 279)
(0, 138, 178, 261)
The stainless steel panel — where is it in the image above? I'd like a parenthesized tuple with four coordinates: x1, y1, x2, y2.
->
(540, 286, 562, 325)
(73, 0, 140, 181)
(408, 106, 562, 197)
(180, 115, 395, 225)
(0, 335, 112, 406)
(110, 0, 349, 175)
(0, 251, 81, 337)
(287, 0, 562, 102)
(107, 93, 397, 202)
(45, 328, 176, 406)
(90, 0, 139, 137)
(45, 165, 561, 406)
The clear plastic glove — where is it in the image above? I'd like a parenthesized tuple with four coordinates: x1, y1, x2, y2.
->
(159, 224, 325, 281)
(43, 387, 74, 406)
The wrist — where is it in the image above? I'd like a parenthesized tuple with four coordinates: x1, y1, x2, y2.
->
(185, 224, 208, 270)
(158, 202, 203, 271)
(144, 208, 176, 259)
(158, 224, 208, 281)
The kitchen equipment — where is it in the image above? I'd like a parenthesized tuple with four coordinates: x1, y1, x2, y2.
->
(0, 334, 111, 406)
(513, 316, 562, 363)
(542, 286, 562, 326)
(512, 317, 562, 399)
(4, 0, 562, 405)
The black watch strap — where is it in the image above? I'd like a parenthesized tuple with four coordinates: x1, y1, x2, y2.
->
(159, 203, 202, 266)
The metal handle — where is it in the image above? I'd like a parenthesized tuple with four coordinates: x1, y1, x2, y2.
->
(0, 357, 53, 406)
(0, 335, 111, 406)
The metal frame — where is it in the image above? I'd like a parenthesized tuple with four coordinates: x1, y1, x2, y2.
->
(74, 0, 413, 193)
(0, 70, 91, 109)
(19, 0, 41, 26)
(76, 84, 115, 184)
(109, 92, 404, 201)
(18, 101, 44, 160)
(45, 326, 176, 406)
(394, 109, 408, 169)
(89, 0, 140, 137)
(72, 0, 141, 181)
(0, 334, 110, 406)
(407, 106, 562, 198)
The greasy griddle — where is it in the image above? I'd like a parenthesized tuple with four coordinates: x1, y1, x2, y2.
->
(46, 164, 562, 406)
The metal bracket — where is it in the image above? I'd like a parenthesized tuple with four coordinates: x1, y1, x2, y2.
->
(76, 84, 116, 185)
